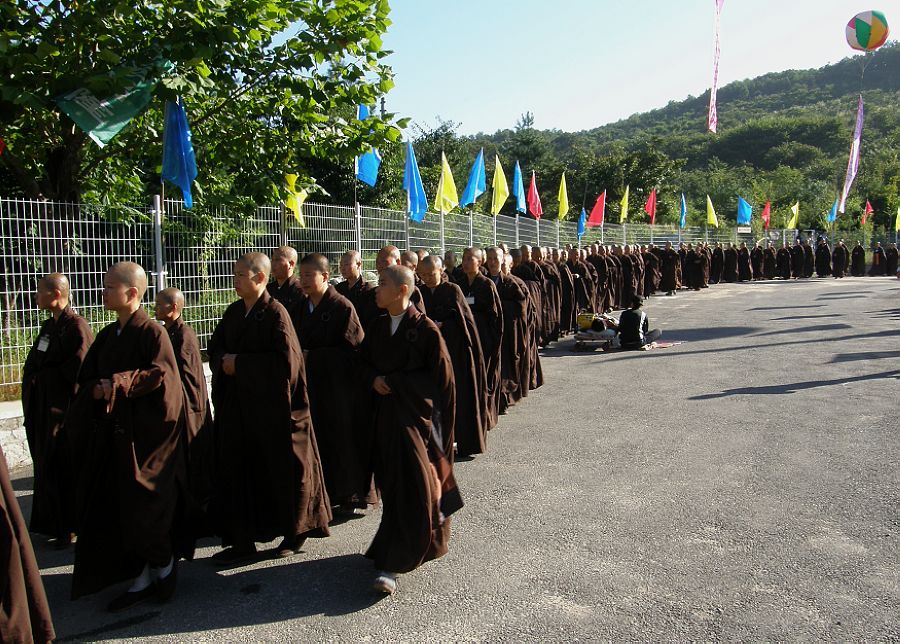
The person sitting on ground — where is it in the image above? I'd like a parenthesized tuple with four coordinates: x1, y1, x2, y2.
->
(615, 295, 661, 350)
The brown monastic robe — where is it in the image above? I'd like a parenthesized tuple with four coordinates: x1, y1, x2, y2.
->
(458, 273, 503, 430)
(0, 445, 55, 644)
(511, 261, 547, 345)
(538, 261, 562, 343)
(267, 274, 304, 312)
(207, 291, 331, 547)
(556, 261, 576, 334)
(659, 249, 680, 292)
(490, 273, 529, 413)
(566, 259, 594, 314)
(292, 285, 375, 506)
(359, 306, 463, 574)
(21, 305, 92, 539)
(335, 277, 374, 320)
(166, 317, 215, 533)
(422, 278, 487, 456)
(69, 308, 190, 598)
(510, 273, 544, 392)
(586, 254, 609, 313)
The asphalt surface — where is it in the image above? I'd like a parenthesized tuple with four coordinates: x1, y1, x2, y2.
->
(12, 276, 900, 642)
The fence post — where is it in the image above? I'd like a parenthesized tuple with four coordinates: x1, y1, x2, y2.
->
(404, 213, 411, 250)
(622, 223, 627, 245)
(279, 203, 288, 247)
(439, 212, 446, 256)
(515, 213, 520, 247)
(468, 211, 474, 247)
(556, 219, 560, 248)
(601, 225, 604, 245)
(152, 194, 167, 291)
(354, 202, 363, 254)
(492, 215, 497, 246)
(536, 219, 541, 246)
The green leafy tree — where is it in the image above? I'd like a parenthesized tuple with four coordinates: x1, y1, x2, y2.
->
(0, 0, 404, 204)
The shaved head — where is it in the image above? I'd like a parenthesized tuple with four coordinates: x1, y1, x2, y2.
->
(156, 287, 185, 309)
(376, 245, 401, 273)
(107, 261, 148, 297)
(400, 250, 419, 269)
(272, 245, 298, 263)
(300, 252, 329, 274)
(380, 264, 414, 290)
(237, 252, 271, 278)
(40, 273, 70, 298)
(421, 254, 443, 270)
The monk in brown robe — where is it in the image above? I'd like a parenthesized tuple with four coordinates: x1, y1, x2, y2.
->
(68, 262, 188, 610)
(553, 248, 576, 335)
(207, 253, 331, 565)
(509, 250, 543, 393)
(154, 287, 215, 535)
(566, 248, 594, 313)
(267, 245, 304, 312)
(336, 250, 373, 305)
(359, 265, 462, 594)
(21, 273, 92, 547)
(357, 246, 427, 327)
(534, 247, 561, 343)
(487, 247, 530, 413)
(459, 248, 503, 431)
(293, 253, 374, 511)
(1, 444, 55, 643)
(418, 255, 486, 456)
(512, 245, 547, 345)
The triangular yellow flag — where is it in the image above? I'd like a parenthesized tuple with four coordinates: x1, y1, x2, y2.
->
(895, 206, 899, 232)
(786, 201, 799, 229)
(285, 174, 308, 228)
(434, 152, 459, 215)
(491, 154, 509, 215)
(706, 195, 719, 228)
(619, 185, 629, 223)
(557, 172, 569, 220)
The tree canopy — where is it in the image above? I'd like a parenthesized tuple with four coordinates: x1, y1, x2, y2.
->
(0, 0, 404, 203)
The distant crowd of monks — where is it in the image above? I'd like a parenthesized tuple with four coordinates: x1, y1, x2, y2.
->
(5, 230, 897, 639)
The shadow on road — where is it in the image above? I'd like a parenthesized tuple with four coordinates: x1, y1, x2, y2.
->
(830, 350, 900, 363)
(657, 326, 759, 343)
(746, 305, 824, 311)
(753, 323, 851, 337)
(688, 369, 900, 400)
(768, 313, 836, 321)
(50, 552, 386, 641)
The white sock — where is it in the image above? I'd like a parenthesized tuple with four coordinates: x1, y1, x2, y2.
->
(152, 556, 175, 581)
(128, 564, 152, 592)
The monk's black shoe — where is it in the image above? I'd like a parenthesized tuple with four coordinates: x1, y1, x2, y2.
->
(107, 585, 156, 613)
(155, 561, 177, 603)
(211, 544, 257, 566)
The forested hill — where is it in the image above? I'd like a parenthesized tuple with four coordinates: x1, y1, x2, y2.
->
(379, 42, 897, 232)
(579, 43, 899, 147)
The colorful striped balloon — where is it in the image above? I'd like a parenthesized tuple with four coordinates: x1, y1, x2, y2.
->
(846, 10, 890, 51)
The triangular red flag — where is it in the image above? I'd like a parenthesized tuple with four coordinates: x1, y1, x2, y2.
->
(643, 189, 657, 225)
(862, 199, 874, 225)
(0, 137, 6, 156)
(761, 201, 771, 230)
(527, 171, 542, 219)
(587, 190, 605, 227)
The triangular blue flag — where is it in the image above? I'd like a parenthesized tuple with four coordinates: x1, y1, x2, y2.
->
(679, 193, 687, 228)
(403, 142, 428, 223)
(460, 148, 486, 208)
(827, 197, 838, 223)
(577, 207, 587, 238)
(737, 197, 752, 225)
(355, 105, 381, 187)
(161, 99, 198, 208)
(512, 161, 526, 214)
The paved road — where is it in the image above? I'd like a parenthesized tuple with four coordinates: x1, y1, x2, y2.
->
(12, 276, 900, 641)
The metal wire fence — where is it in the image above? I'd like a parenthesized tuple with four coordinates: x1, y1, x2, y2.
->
(1, 195, 893, 390)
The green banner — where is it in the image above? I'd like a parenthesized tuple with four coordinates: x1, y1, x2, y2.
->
(56, 60, 172, 147)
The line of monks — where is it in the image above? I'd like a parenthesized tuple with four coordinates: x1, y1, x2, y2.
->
(5, 240, 577, 639)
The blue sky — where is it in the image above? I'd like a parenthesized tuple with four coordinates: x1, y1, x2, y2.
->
(382, 1, 882, 134)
